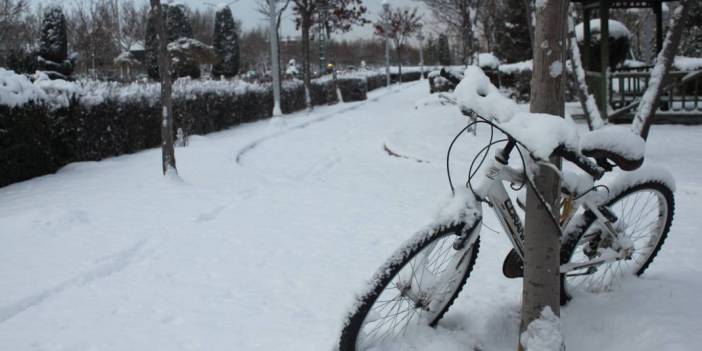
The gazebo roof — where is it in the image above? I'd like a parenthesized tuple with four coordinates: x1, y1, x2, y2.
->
(572, 0, 675, 9)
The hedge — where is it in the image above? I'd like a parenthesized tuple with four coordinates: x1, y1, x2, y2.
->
(1, 69, 424, 187)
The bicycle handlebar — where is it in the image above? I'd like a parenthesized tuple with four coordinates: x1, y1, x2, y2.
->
(553, 146, 606, 180)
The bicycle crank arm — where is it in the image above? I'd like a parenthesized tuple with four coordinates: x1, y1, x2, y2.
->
(559, 249, 628, 273)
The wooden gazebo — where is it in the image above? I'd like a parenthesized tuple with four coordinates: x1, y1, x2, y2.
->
(573, 0, 702, 124)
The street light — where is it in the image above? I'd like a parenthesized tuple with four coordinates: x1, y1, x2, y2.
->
(382, 0, 390, 87)
(417, 24, 425, 80)
(318, 3, 331, 75)
(268, 0, 282, 116)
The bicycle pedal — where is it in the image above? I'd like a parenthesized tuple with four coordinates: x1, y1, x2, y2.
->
(502, 249, 523, 278)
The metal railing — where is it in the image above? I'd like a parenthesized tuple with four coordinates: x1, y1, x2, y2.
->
(608, 70, 702, 114)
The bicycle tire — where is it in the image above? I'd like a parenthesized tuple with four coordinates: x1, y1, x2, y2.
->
(339, 222, 480, 351)
(561, 180, 674, 297)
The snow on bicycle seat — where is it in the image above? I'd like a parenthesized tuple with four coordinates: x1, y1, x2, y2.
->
(579, 125, 645, 171)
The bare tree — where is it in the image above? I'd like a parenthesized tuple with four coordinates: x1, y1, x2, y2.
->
(190, 7, 216, 45)
(519, 0, 568, 350)
(292, 0, 367, 106)
(149, 0, 176, 175)
(419, 0, 480, 64)
(120, 0, 149, 51)
(632, 0, 690, 140)
(0, 0, 27, 43)
(374, 6, 421, 81)
(68, 0, 120, 77)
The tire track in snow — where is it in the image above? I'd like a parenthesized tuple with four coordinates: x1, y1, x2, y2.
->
(235, 83, 420, 166)
(0, 240, 149, 325)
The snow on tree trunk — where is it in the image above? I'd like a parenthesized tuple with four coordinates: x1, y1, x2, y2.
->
(520, 0, 567, 349)
(567, 5, 604, 131)
(212, 6, 239, 78)
(150, 0, 177, 175)
(520, 306, 564, 351)
(631, 1, 690, 140)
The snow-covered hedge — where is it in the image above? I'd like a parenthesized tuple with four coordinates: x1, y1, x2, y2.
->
(0, 68, 424, 187)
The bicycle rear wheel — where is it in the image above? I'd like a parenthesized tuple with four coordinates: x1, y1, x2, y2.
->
(562, 181, 674, 294)
(339, 222, 480, 351)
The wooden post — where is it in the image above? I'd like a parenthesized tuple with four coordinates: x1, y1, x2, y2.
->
(583, 7, 591, 70)
(598, 2, 610, 117)
(150, 0, 177, 175)
(519, 0, 567, 350)
(655, 0, 663, 54)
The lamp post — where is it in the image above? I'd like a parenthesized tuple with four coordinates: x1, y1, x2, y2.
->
(417, 25, 425, 80)
(269, 0, 282, 116)
(318, 4, 330, 75)
(382, 0, 390, 87)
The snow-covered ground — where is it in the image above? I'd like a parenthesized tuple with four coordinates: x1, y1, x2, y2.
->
(1, 81, 701, 351)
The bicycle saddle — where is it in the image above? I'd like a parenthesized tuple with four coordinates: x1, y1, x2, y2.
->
(580, 126, 645, 171)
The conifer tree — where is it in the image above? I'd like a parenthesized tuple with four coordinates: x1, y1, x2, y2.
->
(166, 4, 192, 42)
(437, 34, 451, 65)
(212, 6, 239, 78)
(37, 5, 73, 78)
(145, 6, 160, 79)
(494, 0, 532, 63)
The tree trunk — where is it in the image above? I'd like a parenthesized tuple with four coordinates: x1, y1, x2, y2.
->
(150, 0, 176, 175)
(301, 14, 312, 108)
(567, 4, 604, 130)
(396, 44, 402, 83)
(631, 1, 690, 140)
(519, 0, 568, 350)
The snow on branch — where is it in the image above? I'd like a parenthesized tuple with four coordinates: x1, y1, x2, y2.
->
(631, 1, 690, 140)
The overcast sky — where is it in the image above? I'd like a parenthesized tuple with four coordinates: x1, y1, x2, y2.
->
(30, 0, 430, 41)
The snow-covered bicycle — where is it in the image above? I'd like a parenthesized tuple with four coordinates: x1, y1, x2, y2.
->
(338, 68, 675, 350)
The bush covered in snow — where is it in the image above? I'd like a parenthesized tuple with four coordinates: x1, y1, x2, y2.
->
(0, 67, 420, 186)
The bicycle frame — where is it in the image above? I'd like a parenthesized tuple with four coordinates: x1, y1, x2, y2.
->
(465, 146, 629, 275)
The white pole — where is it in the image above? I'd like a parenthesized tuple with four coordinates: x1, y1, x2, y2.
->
(383, 1, 390, 87)
(269, 0, 282, 116)
(417, 27, 424, 80)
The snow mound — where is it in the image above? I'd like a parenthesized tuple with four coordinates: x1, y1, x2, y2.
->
(454, 66, 518, 122)
(0, 68, 47, 107)
(580, 125, 645, 161)
(477, 53, 500, 69)
(502, 112, 579, 160)
(455, 66, 578, 159)
(520, 306, 564, 351)
(673, 56, 702, 72)
(575, 19, 631, 42)
(499, 60, 532, 74)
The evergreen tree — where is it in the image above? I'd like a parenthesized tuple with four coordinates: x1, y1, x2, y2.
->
(494, 0, 532, 63)
(37, 5, 73, 78)
(145, 3, 199, 79)
(438, 34, 451, 65)
(166, 4, 192, 42)
(167, 4, 198, 78)
(212, 6, 239, 78)
(680, 1, 702, 57)
(145, 6, 160, 79)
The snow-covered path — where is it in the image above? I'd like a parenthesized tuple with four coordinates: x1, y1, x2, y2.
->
(1, 82, 701, 351)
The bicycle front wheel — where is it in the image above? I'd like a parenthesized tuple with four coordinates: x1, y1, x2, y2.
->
(562, 181, 674, 294)
(339, 222, 480, 351)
